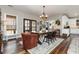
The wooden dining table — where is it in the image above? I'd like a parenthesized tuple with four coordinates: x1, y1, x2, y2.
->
(31, 31, 50, 45)
(31, 29, 58, 45)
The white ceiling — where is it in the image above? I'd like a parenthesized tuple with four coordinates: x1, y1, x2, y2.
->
(8, 5, 79, 18)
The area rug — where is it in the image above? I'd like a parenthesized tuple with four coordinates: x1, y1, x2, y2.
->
(27, 38, 64, 54)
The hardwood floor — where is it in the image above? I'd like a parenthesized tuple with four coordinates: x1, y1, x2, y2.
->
(2, 36, 71, 54)
(50, 37, 71, 54)
(2, 38, 29, 54)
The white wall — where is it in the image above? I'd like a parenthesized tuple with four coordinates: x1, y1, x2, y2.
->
(61, 15, 79, 35)
(48, 15, 79, 35)
(0, 6, 40, 40)
(61, 15, 70, 35)
(0, 6, 39, 35)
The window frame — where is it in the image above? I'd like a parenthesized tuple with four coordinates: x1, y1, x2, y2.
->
(23, 18, 37, 32)
(5, 14, 17, 35)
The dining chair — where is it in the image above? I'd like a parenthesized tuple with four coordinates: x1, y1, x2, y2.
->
(43, 32, 53, 44)
(43, 31, 57, 45)
(21, 32, 38, 49)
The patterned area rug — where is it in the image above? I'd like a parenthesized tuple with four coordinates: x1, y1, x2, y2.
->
(27, 38, 64, 54)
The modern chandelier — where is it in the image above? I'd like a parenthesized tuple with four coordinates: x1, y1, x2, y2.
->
(40, 6, 48, 20)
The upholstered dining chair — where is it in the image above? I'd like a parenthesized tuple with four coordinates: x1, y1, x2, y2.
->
(21, 32, 38, 50)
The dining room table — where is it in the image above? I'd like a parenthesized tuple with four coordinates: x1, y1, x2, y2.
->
(31, 29, 59, 45)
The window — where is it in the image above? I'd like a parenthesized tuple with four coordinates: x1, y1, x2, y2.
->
(23, 19, 37, 32)
(31, 21, 36, 32)
(6, 15, 16, 35)
(24, 19, 30, 31)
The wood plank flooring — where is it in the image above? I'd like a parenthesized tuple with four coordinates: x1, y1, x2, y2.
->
(2, 39, 29, 54)
(50, 37, 71, 54)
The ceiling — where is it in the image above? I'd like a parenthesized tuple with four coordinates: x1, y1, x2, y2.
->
(8, 5, 79, 18)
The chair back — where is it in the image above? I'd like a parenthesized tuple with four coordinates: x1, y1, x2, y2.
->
(21, 32, 38, 49)
(52, 31, 56, 37)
